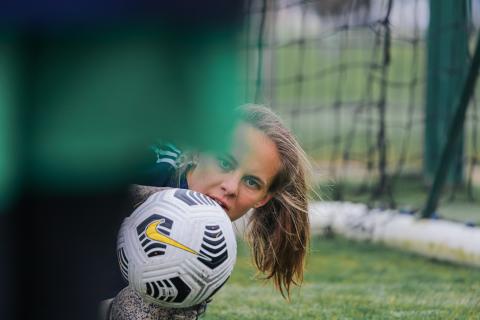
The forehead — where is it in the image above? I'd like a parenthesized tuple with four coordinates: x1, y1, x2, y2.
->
(231, 123, 281, 184)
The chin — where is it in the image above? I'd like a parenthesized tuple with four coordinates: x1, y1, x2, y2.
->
(226, 212, 235, 221)
(227, 210, 243, 222)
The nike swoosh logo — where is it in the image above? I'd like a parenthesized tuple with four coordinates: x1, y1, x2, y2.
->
(145, 220, 211, 261)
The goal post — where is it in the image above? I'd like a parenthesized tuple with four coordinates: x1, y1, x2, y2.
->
(424, 0, 470, 186)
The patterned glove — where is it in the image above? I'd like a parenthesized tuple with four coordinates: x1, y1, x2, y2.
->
(108, 287, 209, 320)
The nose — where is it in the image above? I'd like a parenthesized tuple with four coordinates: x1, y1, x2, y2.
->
(220, 172, 241, 197)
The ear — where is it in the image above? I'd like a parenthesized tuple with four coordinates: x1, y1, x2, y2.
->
(254, 192, 273, 208)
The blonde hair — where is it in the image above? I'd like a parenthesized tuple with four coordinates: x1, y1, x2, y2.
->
(239, 104, 311, 299)
(176, 105, 312, 299)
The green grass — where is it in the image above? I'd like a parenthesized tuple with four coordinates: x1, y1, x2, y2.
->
(205, 236, 480, 319)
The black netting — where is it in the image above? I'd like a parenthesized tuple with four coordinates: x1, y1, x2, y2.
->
(244, 0, 480, 209)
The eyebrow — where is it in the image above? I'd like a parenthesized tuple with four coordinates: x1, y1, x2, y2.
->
(249, 175, 266, 188)
(222, 153, 239, 168)
(222, 153, 268, 188)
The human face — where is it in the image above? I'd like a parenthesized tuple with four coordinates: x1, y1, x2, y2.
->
(186, 123, 281, 221)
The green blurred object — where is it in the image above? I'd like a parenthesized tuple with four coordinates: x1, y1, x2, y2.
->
(0, 34, 20, 210)
(0, 25, 241, 199)
(424, 0, 470, 185)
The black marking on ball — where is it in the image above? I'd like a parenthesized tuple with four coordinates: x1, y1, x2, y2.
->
(136, 214, 173, 257)
(173, 189, 219, 207)
(117, 247, 129, 282)
(145, 277, 191, 304)
(170, 277, 192, 303)
(198, 225, 229, 269)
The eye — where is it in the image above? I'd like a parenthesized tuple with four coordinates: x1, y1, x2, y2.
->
(216, 157, 234, 172)
(244, 176, 261, 189)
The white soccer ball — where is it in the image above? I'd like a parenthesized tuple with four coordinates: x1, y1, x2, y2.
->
(117, 188, 237, 308)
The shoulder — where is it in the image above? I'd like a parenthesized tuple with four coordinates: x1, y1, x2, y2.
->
(141, 143, 183, 188)
(151, 143, 182, 167)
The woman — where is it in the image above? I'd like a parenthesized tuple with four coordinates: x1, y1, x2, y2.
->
(107, 105, 312, 320)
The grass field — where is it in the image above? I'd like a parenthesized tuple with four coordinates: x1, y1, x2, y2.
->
(205, 236, 480, 319)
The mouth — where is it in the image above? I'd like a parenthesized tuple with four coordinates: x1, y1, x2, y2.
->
(209, 196, 229, 212)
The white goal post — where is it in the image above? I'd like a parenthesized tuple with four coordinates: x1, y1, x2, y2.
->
(309, 201, 480, 267)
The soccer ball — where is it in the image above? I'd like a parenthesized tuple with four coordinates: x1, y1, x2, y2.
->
(117, 188, 237, 308)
